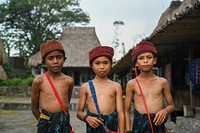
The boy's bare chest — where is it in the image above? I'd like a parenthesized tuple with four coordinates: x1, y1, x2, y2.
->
(135, 80, 162, 96)
(88, 86, 115, 98)
(87, 88, 115, 107)
(41, 80, 68, 95)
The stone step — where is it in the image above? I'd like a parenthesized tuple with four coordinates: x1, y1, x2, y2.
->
(175, 116, 200, 131)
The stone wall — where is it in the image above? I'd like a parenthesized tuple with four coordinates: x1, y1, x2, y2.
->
(0, 85, 79, 98)
(0, 86, 31, 97)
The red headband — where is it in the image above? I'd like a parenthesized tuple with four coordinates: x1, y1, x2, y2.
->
(131, 41, 157, 63)
(40, 40, 65, 60)
(89, 46, 114, 64)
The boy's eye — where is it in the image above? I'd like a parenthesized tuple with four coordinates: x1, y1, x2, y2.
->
(47, 56, 54, 60)
(138, 56, 153, 60)
(138, 57, 144, 60)
(103, 61, 109, 64)
(95, 62, 100, 65)
(47, 55, 63, 61)
(94, 61, 100, 65)
(57, 55, 63, 59)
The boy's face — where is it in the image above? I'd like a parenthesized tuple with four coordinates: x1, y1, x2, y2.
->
(135, 52, 157, 72)
(91, 56, 111, 77)
(44, 50, 65, 73)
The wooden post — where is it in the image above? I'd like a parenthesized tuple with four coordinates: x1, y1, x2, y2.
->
(189, 43, 194, 107)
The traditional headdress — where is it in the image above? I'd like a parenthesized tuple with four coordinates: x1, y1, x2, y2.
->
(131, 41, 157, 63)
(40, 40, 65, 61)
(89, 46, 114, 64)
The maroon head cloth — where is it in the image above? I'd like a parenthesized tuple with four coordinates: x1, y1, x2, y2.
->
(40, 40, 65, 60)
(89, 46, 114, 64)
(131, 41, 157, 63)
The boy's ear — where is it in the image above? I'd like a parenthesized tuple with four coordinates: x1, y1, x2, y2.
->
(135, 62, 139, 67)
(153, 58, 157, 65)
(42, 60, 45, 64)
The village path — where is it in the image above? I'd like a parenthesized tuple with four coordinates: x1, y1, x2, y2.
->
(0, 97, 194, 133)
(0, 109, 86, 133)
(0, 97, 86, 133)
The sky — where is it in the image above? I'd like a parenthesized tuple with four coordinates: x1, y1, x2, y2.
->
(79, 0, 173, 59)
(0, 0, 173, 59)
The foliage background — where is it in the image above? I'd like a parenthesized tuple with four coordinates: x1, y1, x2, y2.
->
(0, 0, 90, 58)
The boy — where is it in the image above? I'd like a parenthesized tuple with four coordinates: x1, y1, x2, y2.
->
(31, 40, 74, 133)
(77, 46, 125, 133)
(124, 42, 175, 133)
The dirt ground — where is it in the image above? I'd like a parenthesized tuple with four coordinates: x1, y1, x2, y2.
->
(0, 109, 86, 133)
(0, 96, 182, 133)
(0, 96, 86, 133)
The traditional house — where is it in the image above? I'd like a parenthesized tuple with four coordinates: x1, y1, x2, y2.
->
(110, 0, 200, 119)
(0, 40, 8, 80)
(27, 27, 101, 97)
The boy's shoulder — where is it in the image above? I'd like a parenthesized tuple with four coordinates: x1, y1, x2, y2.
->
(80, 81, 90, 91)
(154, 75, 168, 82)
(33, 74, 45, 83)
(34, 74, 45, 81)
(157, 76, 168, 85)
(103, 80, 122, 90)
(81, 81, 89, 87)
(62, 73, 72, 79)
(61, 73, 74, 84)
(127, 78, 137, 84)
(126, 79, 139, 90)
(109, 79, 121, 86)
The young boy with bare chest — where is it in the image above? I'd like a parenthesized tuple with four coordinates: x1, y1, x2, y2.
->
(31, 40, 74, 133)
(124, 42, 175, 133)
(77, 46, 125, 133)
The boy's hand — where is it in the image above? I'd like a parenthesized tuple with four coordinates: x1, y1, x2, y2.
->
(86, 116, 104, 128)
(153, 109, 167, 125)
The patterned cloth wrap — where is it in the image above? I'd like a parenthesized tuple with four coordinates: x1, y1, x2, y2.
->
(37, 109, 71, 133)
(132, 109, 167, 133)
(86, 110, 118, 133)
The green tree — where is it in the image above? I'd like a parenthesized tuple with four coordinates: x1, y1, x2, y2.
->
(0, 0, 90, 58)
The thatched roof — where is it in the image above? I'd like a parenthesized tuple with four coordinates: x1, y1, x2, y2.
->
(27, 52, 41, 67)
(0, 40, 9, 65)
(0, 65, 7, 80)
(145, 0, 200, 57)
(0, 40, 8, 80)
(27, 27, 101, 67)
(150, 0, 200, 39)
(110, 0, 200, 75)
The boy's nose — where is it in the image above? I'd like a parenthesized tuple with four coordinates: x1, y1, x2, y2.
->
(144, 57, 148, 62)
(100, 64, 104, 68)
(53, 58, 58, 63)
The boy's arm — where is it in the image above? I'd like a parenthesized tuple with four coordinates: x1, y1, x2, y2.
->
(67, 78, 74, 103)
(77, 83, 104, 128)
(162, 79, 175, 114)
(154, 78, 175, 125)
(31, 77, 41, 120)
(77, 84, 87, 121)
(124, 81, 134, 132)
(115, 83, 125, 133)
